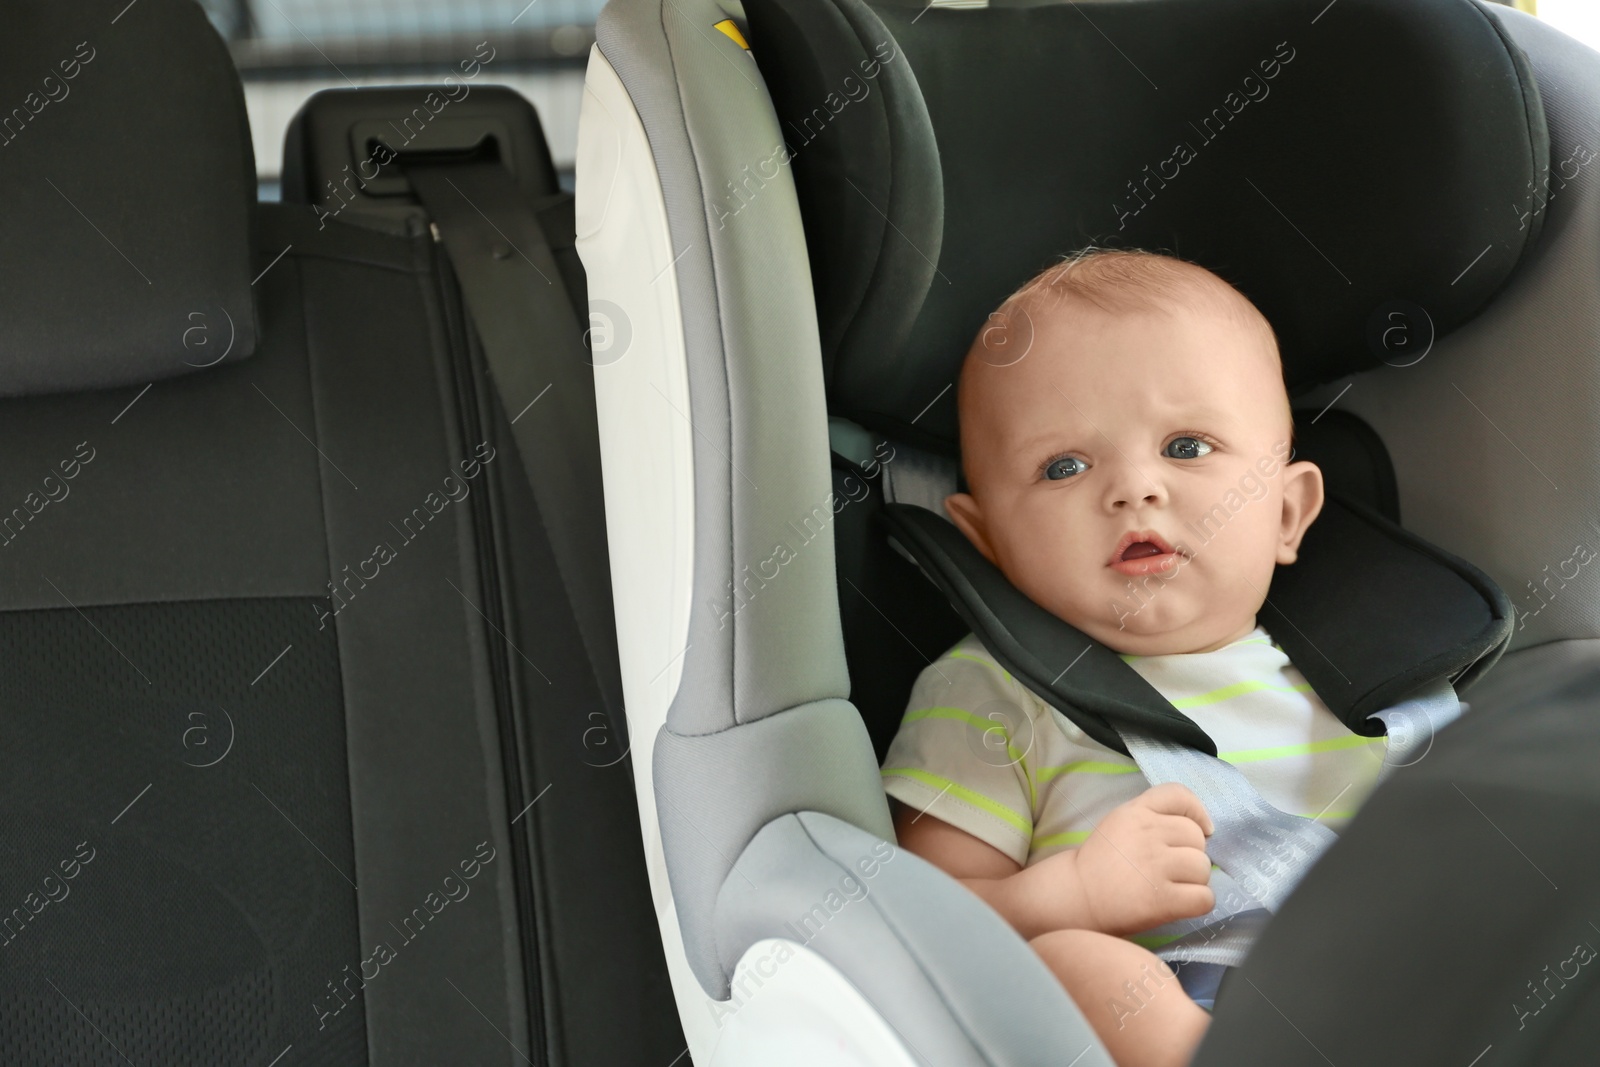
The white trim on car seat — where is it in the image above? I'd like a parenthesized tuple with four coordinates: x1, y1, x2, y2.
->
(704, 939, 920, 1067)
(575, 44, 713, 1057)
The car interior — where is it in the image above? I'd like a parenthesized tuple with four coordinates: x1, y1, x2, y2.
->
(2, 0, 1598, 1064)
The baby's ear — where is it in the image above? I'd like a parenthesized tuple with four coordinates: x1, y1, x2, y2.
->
(1276, 460, 1325, 565)
(943, 492, 999, 566)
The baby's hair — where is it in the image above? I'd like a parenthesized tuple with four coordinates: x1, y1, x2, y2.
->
(969, 245, 1294, 450)
(995, 245, 1275, 351)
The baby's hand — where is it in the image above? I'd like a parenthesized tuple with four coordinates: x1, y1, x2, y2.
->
(1073, 783, 1216, 936)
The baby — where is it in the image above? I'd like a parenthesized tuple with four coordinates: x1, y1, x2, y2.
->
(882, 248, 1387, 1067)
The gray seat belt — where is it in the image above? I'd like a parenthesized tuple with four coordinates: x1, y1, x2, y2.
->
(1112, 678, 1466, 967)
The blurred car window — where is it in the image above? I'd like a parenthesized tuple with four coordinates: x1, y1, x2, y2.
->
(1536, 0, 1600, 49)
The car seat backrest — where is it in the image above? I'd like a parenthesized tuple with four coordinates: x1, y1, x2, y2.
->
(0, 0, 256, 395)
(0, 4, 682, 1062)
(742, 0, 1547, 456)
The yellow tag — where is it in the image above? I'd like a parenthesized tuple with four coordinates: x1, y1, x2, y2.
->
(713, 18, 751, 52)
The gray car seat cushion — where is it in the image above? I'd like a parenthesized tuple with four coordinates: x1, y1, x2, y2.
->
(715, 810, 1116, 1067)
(654, 697, 896, 999)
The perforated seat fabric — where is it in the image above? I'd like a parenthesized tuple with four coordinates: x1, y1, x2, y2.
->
(0, 598, 364, 1060)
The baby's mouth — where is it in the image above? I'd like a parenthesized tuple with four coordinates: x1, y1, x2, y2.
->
(1108, 529, 1183, 577)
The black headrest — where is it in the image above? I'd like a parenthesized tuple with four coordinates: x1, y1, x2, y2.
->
(880, 493, 1514, 756)
(281, 86, 562, 224)
(744, 0, 1548, 457)
(0, 0, 257, 396)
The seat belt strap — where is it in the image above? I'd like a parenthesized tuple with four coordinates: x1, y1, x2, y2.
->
(1367, 683, 1468, 780)
(1110, 678, 1463, 966)
(402, 159, 624, 723)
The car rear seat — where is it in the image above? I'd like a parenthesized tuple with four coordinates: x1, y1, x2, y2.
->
(0, 2, 680, 1063)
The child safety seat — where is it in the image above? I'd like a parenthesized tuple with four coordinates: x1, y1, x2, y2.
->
(576, 0, 1600, 1062)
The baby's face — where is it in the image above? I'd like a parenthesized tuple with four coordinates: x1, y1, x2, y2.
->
(943, 297, 1324, 656)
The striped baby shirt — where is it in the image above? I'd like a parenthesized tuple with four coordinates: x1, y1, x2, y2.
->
(880, 624, 1389, 945)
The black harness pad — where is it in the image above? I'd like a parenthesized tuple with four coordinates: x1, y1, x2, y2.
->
(881, 493, 1514, 756)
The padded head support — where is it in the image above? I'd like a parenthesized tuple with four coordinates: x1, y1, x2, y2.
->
(0, 0, 257, 396)
(881, 493, 1514, 756)
(744, 0, 1548, 455)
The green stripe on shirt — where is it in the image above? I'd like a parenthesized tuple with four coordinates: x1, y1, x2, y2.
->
(1170, 679, 1315, 711)
(880, 766, 1033, 836)
(1036, 760, 1138, 782)
(902, 705, 1038, 811)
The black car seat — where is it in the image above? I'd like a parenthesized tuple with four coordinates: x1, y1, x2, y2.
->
(574, 0, 1600, 1062)
(0, 2, 680, 1063)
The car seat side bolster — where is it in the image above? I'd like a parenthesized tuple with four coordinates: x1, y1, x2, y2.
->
(713, 810, 1118, 1067)
(654, 697, 895, 1000)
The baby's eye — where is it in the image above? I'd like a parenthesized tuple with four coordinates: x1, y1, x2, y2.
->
(1165, 436, 1213, 460)
(1042, 455, 1087, 480)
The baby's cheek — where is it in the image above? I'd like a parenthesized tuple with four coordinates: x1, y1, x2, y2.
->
(996, 513, 1103, 609)
(1038, 571, 1106, 629)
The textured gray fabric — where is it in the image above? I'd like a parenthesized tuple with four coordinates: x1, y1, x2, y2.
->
(881, 439, 961, 516)
(1458, 637, 1600, 717)
(295, 210, 527, 1063)
(0, 211, 328, 610)
(598, 0, 851, 739)
(827, 415, 878, 470)
(1364, 679, 1469, 778)
(653, 698, 895, 999)
(1298, 3, 1600, 656)
(0, 0, 258, 396)
(595, 0, 739, 737)
(599, 0, 891, 1003)
(0, 196, 533, 1061)
(670, 0, 854, 726)
(715, 811, 1116, 1067)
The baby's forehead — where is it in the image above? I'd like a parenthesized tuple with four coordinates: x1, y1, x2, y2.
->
(963, 307, 1282, 435)
(982, 298, 1264, 385)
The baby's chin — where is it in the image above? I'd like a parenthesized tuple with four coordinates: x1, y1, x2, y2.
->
(1061, 603, 1240, 657)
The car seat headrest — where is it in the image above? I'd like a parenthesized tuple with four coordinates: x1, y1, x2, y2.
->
(0, 0, 257, 397)
(280, 85, 564, 228)
(744, 0, 1548, 456)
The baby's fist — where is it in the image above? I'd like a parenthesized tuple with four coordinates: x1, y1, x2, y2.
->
(1074, 782, 1216, 936)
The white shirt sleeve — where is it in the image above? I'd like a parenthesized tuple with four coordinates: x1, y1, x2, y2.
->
(880, 642, 1041, 867)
